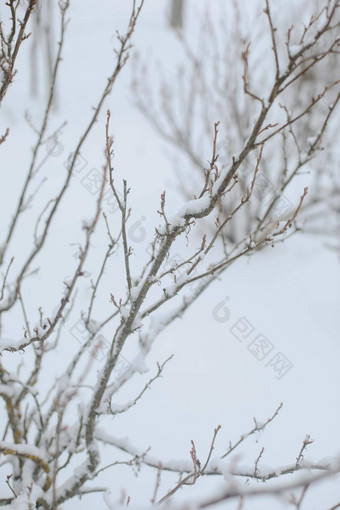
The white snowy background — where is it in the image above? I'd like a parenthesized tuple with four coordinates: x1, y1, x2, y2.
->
(0, 1, 339, 509)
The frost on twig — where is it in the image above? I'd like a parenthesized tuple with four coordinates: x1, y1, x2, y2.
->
(0, 1, 339, 509)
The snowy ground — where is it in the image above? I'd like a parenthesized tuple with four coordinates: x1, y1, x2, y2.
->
(0, 1, 339, 509)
